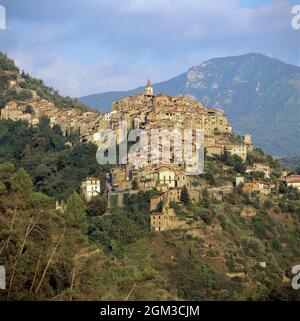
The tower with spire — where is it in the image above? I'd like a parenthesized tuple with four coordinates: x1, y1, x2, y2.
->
(144, 78, 154, 97)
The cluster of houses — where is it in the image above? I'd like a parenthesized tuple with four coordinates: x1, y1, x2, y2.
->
(90, 80, 252, 161)
(2, 78, 300, 232)
(284, 173, 300, 190)
(1, 79, 253, 163)
(79, 157, 300, 232)
(0, 93, 104, 139)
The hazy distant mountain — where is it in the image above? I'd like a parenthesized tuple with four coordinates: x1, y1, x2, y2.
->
(79, 53, 300, 157)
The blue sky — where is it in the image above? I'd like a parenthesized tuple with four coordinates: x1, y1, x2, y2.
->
(0, 0, 299, 96)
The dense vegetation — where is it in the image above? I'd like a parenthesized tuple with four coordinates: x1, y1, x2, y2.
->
(0, 130, 300, 300)
(0, 118, 110, 200)
(0, 164, 104, 300)
(2, 165, 299, 300)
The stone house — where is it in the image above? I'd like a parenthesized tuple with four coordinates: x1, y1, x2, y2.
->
(227, 143, 248, 161)
(150, 193, 177, 232)
(157, 166, 176, 188)
(243, 133, 253, 151)
(81, 177, 101, 201)
(243, 181, 272, 195)
(246, 163, 271, 178)
(286, 174, 300, 190)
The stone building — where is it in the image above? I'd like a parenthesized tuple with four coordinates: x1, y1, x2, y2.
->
(1, 97, 101, 140)
(81, 177, 101, 201)
(243, 133, 253, 151)
(150, 193, 177, 232)
(246, 163, 271, 178)
(144, 79, 154, 98)
(243, 181, 272, 195)
(227, 143, 248, 161)
(286, 174, 300, 190)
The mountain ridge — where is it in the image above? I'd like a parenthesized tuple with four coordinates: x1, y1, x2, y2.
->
(79, 53, 300, 157)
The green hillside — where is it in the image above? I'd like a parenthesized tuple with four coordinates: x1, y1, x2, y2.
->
(0, 52, 300, 301)
(0, 119, 299, 300)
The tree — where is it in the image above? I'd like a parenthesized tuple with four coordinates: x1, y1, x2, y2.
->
(279, 181, 287, 194)
(227, 155, 246, 174)
(221, 147, 229, 163)
(0, 162, 15, 179)
(252, 218, 267, 239)
(272, 237, 281, 251)
(0, 167, 59, 300)
(25, 105, 34, 114)
(63, 193, 88, 234)
(87, 196, 107, 217)
(0, 120, 109, 201)
(199, 209, 213, 225)
(180, 186, 190, 205)
(132, 179, 138, 190)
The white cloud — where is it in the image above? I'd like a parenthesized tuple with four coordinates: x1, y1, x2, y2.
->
(0, 0, 298, 96)
(9, 48, 168, 96)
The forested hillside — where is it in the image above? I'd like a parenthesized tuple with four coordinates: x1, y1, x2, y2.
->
(1, 164, 300, 300)
(283, 157, 300, 173)
(0, 52, 300, 301)
(0, 127, 300, 300)
(0, 118, 110, 200)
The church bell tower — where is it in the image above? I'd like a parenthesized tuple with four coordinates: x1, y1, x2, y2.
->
(144, 79, 154, 97)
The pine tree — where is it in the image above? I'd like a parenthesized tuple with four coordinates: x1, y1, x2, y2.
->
(180, 185, 190, 205)
(221, 147, 229, 163)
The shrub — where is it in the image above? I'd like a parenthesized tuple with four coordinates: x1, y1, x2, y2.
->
(199, 209, 213, 225)
(241, 237, 264, 256)
(263, 199, 273, 210)
(217, 214, 228, 231)
(16, 89, 33, 100)
(180, 186, 190, 205)
(25, 105, 34, 114)
(272, 237, 281, 251)
(252, 218, 267, 239)
(207, 249, 219, 257)
(86, 196, 107, 217)
(132, 179, 138, 190)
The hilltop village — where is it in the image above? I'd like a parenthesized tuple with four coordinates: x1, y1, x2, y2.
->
(1, 79, 300, 232)
(1, 53, 300, 301)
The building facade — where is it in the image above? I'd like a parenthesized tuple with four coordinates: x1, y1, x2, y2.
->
(81, 177, 101, 201)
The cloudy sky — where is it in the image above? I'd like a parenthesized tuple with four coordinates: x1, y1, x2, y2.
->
(0, 0, 299, 97)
